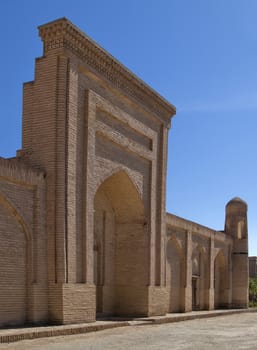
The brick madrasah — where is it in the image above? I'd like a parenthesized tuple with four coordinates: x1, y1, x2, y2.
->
(0, 18, 248, 326)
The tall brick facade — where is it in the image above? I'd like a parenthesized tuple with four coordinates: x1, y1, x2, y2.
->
(0, 18, 249, 327)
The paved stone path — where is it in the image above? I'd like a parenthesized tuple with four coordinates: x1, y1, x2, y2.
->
(1, 312, 257, 350)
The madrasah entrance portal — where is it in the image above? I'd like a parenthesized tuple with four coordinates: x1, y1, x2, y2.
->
(94, 171, 148, 317)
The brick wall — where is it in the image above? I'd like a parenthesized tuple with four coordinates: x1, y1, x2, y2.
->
(0, 18, 249, 326)
(0, 158, 47, 326)
(0, 203, 26, 326)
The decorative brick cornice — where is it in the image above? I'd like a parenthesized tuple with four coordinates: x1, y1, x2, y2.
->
(38, 18, 176, 122)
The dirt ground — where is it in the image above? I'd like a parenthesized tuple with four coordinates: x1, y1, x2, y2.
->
(1, 312, 257, 350)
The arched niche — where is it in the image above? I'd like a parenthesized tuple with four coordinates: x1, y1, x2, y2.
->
(192, 244, 208, 311)
(0, 195, 31, 327)
(166, 236, 185, 312)
(214, 250, 229, 309)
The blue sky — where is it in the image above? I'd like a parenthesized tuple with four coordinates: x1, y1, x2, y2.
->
(0, 1, 257, 255)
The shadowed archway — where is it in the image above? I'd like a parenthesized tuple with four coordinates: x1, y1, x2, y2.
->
(94, 170, 148, 316)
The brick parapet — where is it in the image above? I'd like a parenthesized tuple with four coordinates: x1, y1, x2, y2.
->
(166, 212, 232, 244)
(38, 18, 176, 124)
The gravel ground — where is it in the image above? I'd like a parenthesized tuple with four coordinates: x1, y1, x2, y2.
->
(1, 312, 257, 350)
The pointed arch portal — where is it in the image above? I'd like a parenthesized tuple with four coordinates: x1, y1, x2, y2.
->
(94, 170, 148, 316)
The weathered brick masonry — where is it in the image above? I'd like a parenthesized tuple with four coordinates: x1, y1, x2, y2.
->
(0, 18, 249, 327)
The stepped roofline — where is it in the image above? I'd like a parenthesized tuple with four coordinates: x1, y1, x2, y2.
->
(38, 17, 176, 122)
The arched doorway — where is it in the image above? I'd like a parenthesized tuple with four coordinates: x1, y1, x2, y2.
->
(0, 197, 29, 327)
(94, 170, 147, 316)
(214, 250, 228, 309)
(166, 237, 184, 312)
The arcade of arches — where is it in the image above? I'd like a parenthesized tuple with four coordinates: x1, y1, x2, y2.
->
(0, 18, 249, 327)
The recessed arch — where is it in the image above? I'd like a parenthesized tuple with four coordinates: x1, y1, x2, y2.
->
(0, 194, 31, 241)
(168, 235, 184, 259)
(191, 243, 208, 310)
(94, 170, 148, 316)
(214, 249, 229, 309)
(94, 167, 143, 203)
(192, 244, 207, 276)
(166, 236, 185, 312)
(0, 194, 30, 326)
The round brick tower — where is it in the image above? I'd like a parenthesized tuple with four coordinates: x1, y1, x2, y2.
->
(225, 197, 248, 308)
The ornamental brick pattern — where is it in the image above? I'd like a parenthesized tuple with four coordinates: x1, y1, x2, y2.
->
(0, 18, 249, 327)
